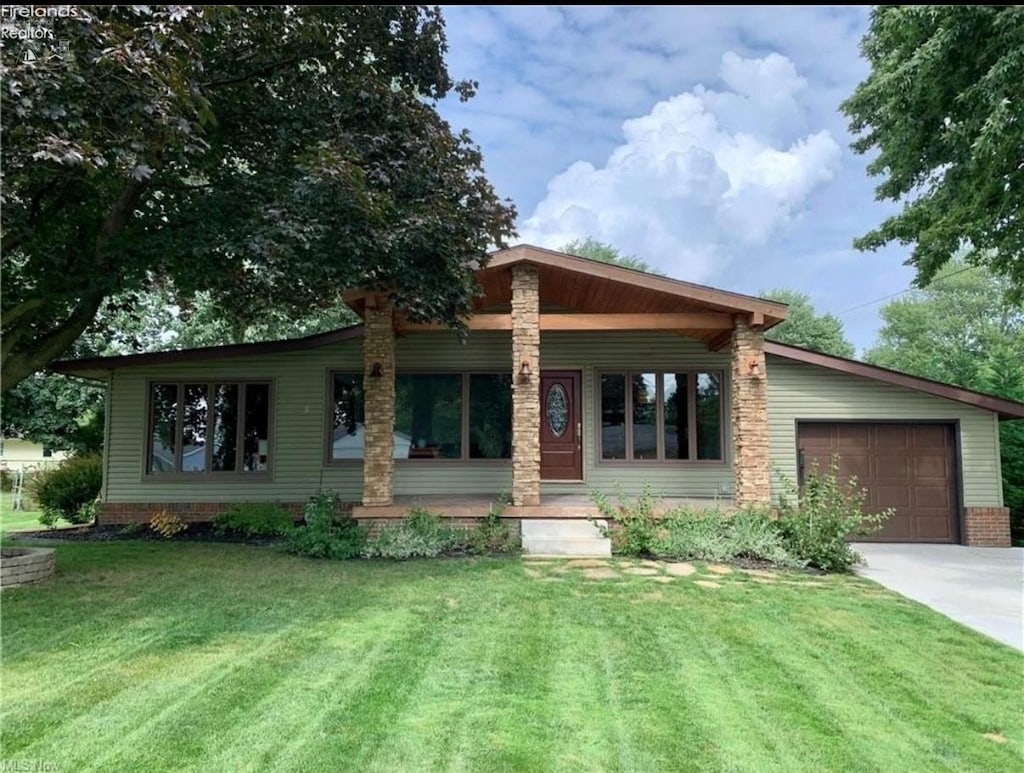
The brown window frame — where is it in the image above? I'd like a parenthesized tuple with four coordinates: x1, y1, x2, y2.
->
(597, 370, 726, 465)
(325, 370, 513, 464)
(144, 379, 274, 478)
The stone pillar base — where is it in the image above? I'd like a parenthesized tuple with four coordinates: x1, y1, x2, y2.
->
(963, 507, 1012, 547)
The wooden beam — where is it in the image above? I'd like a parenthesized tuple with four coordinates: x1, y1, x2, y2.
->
(750, 311, 765, 327)
(539, 313, 732, 331)
(398, 315, 512, 331)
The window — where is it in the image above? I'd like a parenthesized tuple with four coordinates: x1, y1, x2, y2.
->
(42, 446, 53, 458)
(328, 372, 512, 461)
(599, 371, 723, 461)
(147, 381, 271, 474)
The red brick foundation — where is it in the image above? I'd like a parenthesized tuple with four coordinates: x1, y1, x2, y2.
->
(962, 507, 1012, 547)
(98, 502, 309, 525)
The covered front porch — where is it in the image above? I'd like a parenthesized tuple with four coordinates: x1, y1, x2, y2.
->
(351, 493, 734, 519)
(346, 245, 784, 514)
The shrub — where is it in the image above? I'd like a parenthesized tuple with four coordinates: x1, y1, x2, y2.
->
(652, 505, 801, 567)
(284, 492, 365, 559)
(590, 485, 661, 556)
(31, 454, 102, 524)
(213, 503, 294, 539)
(119, 521, 144, 537)
(775, 456, 893, 572)
(363, 507, 462, 559)
(150, 510, 188, 539)
(465, 498, 520, 556)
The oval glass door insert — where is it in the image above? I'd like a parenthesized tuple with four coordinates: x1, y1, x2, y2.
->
(546, 383, 569, 437)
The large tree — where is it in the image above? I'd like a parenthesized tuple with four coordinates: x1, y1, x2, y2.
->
(561, 237, 657, 273)
(842, 6, 1024, 298)
(1, 6, 515, 390)
(865, 262, 1024, 540)
(761, 289, 856, 358)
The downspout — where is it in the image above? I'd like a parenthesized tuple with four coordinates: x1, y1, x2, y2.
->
(100, 370, 113, 517)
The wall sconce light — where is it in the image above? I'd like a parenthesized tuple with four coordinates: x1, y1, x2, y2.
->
(519, 361, 532, 381)
(748, 359, 761, 378)
(370, 362, 384, 378)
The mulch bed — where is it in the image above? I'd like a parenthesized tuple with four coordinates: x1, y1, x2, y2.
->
(12, 523, 282, 545)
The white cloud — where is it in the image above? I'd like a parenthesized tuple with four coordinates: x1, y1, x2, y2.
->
(520, 53, 842, 280)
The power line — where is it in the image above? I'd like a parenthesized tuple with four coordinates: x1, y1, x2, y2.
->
(835, 264, 978, 316)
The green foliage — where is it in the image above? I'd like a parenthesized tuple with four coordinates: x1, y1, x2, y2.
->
(776, 457, 893, 573)
(2, 373, 105, 453)
(2, 6, 515, 389)
(119, 521, 144, 537)
(654, 506, 801, 567)
(362, 507, 462, 560)
(284, 492, 365, 560)
(590, 485, 661, 557)
(465, 507, 520, 557)
(149, 510, 188, 539)
(841, 6, 1024, 298)
(213, 503, 294, 539)
(30, 454, 102, 524)
(560, 237, 660, 274)
(865, 261, 1024, 542)
(761, 289, 856, 358)
(38, 509, 61, 530)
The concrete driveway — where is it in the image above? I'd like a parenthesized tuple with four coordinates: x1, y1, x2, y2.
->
(853, 543, 1024, 651)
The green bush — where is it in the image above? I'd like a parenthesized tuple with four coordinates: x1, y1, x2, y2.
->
(213, 502, 294, 538)
(284, 492, 365, 559)
(653, 506, 800, 567)
(363, 507, 462, 559)
(465, 505, 520, 556)
(775, 456, 893, 572)
(30, 454, 102, 524)
(590, 485, 661, 556)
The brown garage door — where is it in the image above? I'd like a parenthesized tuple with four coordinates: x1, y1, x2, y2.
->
(797, 422, 958, 543)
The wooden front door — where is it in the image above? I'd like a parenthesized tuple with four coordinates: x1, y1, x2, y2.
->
(540, 371, 582, 481)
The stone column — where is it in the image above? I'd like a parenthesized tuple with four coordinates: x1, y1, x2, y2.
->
(731, 318, 771, 507)
(362, 300, 395, 506)
(511, 264, 541, 506)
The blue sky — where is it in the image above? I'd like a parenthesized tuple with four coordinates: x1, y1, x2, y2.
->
(437, 5, 911, 352)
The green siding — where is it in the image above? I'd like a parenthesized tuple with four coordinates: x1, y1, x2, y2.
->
(100, 332, 1005, 508)
(102, 331, 732, 503)
(766, 355, 1003, 507)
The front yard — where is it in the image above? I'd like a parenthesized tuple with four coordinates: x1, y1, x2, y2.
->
(1, 542, 1020, 772)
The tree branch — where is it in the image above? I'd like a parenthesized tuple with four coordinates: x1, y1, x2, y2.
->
(201, 51, 327, 89)
(1, 290, 106, 390)
(1, 298, 46, 329)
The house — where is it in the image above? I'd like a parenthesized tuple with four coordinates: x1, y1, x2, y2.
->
(53, 246, 1023, 547)
(0, 438, 66, 470)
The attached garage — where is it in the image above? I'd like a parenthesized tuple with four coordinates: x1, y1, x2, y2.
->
(766, 341, 1024, 547)
(797, 422, 958, 543)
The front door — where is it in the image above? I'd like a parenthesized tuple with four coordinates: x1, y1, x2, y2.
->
(540, 371, 582, 481)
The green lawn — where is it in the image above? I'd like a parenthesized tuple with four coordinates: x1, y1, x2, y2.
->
(0, 491, 44, 534)
(1, 542, 1020, 772)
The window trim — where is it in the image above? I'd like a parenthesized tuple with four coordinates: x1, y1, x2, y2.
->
(324, 369, 514, 465)
(595, 369, 728, 466)
(143, 378, 275, 480)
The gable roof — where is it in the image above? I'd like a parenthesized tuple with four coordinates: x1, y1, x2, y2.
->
(765, 341, 1024, 420)
(484, 244, 789, 322)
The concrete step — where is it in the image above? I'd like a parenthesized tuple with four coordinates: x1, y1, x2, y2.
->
(521, 519, 611, 557)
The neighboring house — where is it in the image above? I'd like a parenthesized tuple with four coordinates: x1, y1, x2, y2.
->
(0, 438, 66, 470)
(54, 246, 1023, 546)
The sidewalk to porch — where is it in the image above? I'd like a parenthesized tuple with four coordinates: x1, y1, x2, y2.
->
(351, 494, 733, 519)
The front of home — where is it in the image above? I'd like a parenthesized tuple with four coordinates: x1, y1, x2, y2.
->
(55, 246, 1023, 546)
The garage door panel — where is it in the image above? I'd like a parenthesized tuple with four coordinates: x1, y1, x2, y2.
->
(873, 485, 912, 509)
(836, 425, 871, 448)
(914, 454, 950, 478)
(797, 422, 957, 544)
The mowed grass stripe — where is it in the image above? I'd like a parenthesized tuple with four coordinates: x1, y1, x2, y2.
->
(0, 543, 1020, 773)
